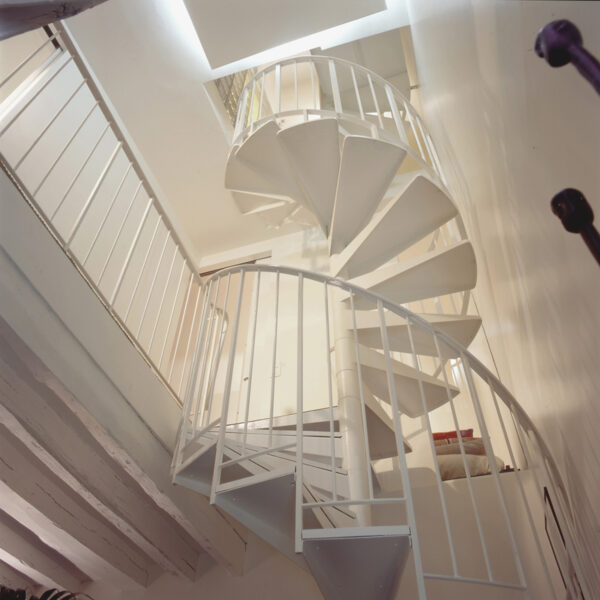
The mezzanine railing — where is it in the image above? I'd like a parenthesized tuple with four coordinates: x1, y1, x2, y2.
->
(0, 23, 202, 400)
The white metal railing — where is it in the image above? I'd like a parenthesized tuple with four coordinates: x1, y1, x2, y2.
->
(233, 55, 444, 183)
(0, 24, 202, 399)
(231, 55, 473, 319)
(174, 263, 588, 599)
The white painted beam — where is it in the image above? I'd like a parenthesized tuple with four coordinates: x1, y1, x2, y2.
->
(0, 323, 204, 580)
(0, 558, 41, 595)
(0, 423, 158, 589)
(0, 509, 87, 591)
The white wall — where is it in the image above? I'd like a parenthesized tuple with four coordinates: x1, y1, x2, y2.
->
(407, 0, 600, 590)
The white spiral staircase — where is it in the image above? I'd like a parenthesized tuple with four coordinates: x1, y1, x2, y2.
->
(172, 57, 585, 599)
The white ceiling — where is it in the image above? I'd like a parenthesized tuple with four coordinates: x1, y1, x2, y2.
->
(66, 0, 410, 265)
(184, 0, 386, 68)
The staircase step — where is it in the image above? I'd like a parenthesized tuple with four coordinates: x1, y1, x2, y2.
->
(214, 469, 300, 563)
(358, 345, 459, 418)
(364, 392, 412, 459)
(332, 174, 458, 278)
(225, 121, 303, 201)
(303, 526, 411, 600)
(231, 190, 292, 215)
(277, 119, 340, 233)
(329, 136, 407, 254)
(348, 240, 477, 309)
(228, 406, 340, 432)
(354, 311, 482, 358)
(221, 430, 344, 466)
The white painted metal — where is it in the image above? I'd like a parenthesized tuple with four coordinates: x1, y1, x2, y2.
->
(332, 174, 458, 278)
(349, 240, 477, 308)
(276, 119, 340, 232)
(329, 136, 407, 253)
(0, 24, 202, 402)
(174, 262, 574, 599)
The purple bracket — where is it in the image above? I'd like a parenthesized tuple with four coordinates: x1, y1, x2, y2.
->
(535, 19, 600, 96)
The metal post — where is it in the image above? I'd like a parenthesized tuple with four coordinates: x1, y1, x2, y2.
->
(332, 280, 371, 525)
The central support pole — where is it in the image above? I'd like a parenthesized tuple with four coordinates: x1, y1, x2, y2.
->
(332, 286, 372, 526)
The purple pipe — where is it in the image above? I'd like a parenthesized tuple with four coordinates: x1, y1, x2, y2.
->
(535, 19, 600, 96)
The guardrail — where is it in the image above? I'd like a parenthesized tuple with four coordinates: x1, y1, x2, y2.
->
(0, 24, 202, 400)
(174, 262, 588, 599)
(233, 55, 445, 183)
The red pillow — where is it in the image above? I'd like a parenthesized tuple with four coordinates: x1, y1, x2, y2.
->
(432, 428, 473, 441)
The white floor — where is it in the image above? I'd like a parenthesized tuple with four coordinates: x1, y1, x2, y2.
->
(407, 0, 600, 590)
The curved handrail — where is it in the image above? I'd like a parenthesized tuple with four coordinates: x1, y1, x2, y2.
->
(176, 261, 587, 597)
(198, 264, 558, 488)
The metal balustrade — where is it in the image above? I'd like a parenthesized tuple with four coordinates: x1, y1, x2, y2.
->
(174, 263, 587, 599)
(0, 24, 202, 400)
(233, 55, 445, 183)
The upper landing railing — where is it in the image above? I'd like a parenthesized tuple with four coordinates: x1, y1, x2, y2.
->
(0, 24, 202, 400)
(233, 55, 445, 184)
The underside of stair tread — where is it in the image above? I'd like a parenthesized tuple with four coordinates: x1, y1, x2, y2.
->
(303, 526, 411, 600)
(358, 344, 459, 418)
(348, 240, 477, 309)
(329, 136, 407, 254)
(277, 118, 340, 233)
(225, 121, 304, 201)
(231, 190, 292, 215)
(227, 407, 340, 432)
(332, 174, 458, 278)
(353, 311, 482, 357)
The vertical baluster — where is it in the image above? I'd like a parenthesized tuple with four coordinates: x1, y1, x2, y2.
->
(135, 230, 170, 337)
(234, 86, 247, 139)
(191, 277, 221, 431)
(0, 54, 73, 137)
(66, 141, 123, 246)
(329, 60, 342, 113)
(211, 271, 246, 504)
(350, 293, 373, 500)
(0, 33, 60, 89)
(97, 180, 142, 285)
(310, 61, 316, 111)
(323, 283, 337, 501)
(488, 380, 559, 600)
(14, 79, 87, 170)
(377, 301, 426, 599)
(367, 74, 384, 130)
(275, 64, 281, 113)
(158, 261, 188, 370)
(203, 274, 231, 427)
(165, 272, 193, 381)
(82, 162, 132, 265)
(50, 122, 110, 221)
(460, 351, 529, 590)
(350, 66, 365, 121)
(147, 245, 179, 353)
(258, 71, 265, 120)
(248, 79, 256, 132)
(385, 84, 408, 145)
(108, 197, 152, 306)
(295, 273, 304, 554)
(403, 101, 425, 161)
(174, 280, 203, 393)
(294, 61, 298, 110)
(32, 101, 99, 197)
(175, 283, 208, 462)
(406, 319, 458, 576)
(122, 216, 161, 321)
(242, 271, 261, 453)
(268, 271, 280, 446)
